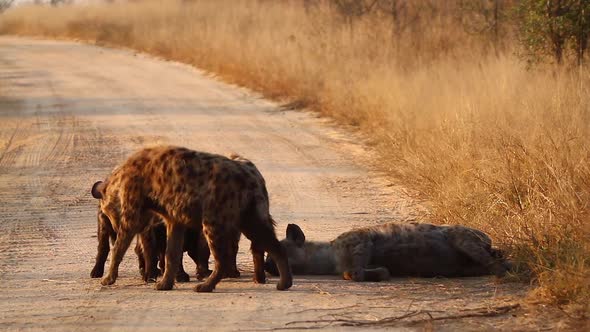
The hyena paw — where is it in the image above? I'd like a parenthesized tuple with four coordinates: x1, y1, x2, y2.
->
(144, 272, 158, 283)
(196, 269, 212, 281)
(100, 275, 116, 286)
(276, 277, 293, 291)
(176, 271, 190, 283)
(146, 269, 160, 283)
(90, 266, 104, 278)
(155, 280, 174, 290)
(253, 273, 266, 284)
(194, 283, 214, 293)
(343, 270, 365, 282)
(224, 268, 241, 279)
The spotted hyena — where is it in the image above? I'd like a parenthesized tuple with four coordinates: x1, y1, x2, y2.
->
(265, 222, 511, 281)
(91, 146, 292, 292)
(90, 210, 214, 282)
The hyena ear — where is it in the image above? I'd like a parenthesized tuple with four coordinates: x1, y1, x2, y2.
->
(286, 223, 305, 247)
(91, 181, 106, 199)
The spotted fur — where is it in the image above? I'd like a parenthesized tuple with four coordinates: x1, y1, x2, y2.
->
(265, 222, 511, 281)
(91, 146, 292, 292)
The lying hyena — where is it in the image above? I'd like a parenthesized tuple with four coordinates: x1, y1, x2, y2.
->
(90, 210, 213, 282)
(265, 222, 511, 281)
(91, 146, 292, 292)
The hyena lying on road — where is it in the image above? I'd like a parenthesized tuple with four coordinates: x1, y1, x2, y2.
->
(265, 222, 511, 281)
(90, 209, 216, 282)
(91, 146, 292, 292)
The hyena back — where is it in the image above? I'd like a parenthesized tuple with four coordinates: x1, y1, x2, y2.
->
(91, 146, 292, 292)
(265, 222, 511, 281)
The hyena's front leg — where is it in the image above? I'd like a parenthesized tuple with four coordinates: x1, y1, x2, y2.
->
(196, 240, 213, 280)
(101, 230, 134, 286)
(91, 213, 113, 278)
(138, 231, 160, 282)
(176, 256, 191, 282)
(186, 231, 213, 280)
(226, 239, 241, 278)
(134, 241, 146, 279)
(336, 241, 372, 282)
(362, 267, 391, 282)
(155, 223, 185, 291)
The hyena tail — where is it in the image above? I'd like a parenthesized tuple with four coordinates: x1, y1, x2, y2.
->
(242, 192, 275, 236)
(241, 195, 293, 291)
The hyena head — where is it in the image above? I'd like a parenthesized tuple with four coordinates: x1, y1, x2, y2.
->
(265, 224, 307, 276)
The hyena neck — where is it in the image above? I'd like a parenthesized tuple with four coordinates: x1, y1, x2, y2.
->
(302, 241, 338, 275)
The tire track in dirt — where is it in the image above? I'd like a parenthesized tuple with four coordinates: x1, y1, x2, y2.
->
(0, 75, 73, 279)
(0, 122, 20, 166)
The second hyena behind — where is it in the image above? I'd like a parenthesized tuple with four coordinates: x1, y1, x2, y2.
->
(265, 222, 511, 281)
(91, 146, 292, 292)
(90, 208, 215, 282)
(132, 215, 241, 281)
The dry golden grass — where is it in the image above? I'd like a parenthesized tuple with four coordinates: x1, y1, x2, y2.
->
(1, 1, 588, 307)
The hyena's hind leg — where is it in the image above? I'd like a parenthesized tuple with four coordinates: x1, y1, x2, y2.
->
(334, 239, 387, 282)
(175, 256, 191, 282)
(195, 215, 241, 293)
(155, 223, 186, 291)
(447, 226, 509, 277)
(188, 228, 238, 279)
(241, 219, 292, 290)
(241, 212, 268, 284)
(226, 237, 241, 278)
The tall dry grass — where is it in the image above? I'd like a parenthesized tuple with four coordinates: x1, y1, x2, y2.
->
(1, 1, 588, 307)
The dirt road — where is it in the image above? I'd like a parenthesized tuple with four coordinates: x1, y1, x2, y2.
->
(0, 37, 564, 331)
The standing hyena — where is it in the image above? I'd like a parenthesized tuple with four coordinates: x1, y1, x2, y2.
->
(91, 146, 292, 292)
(265, 222, 511, 281)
